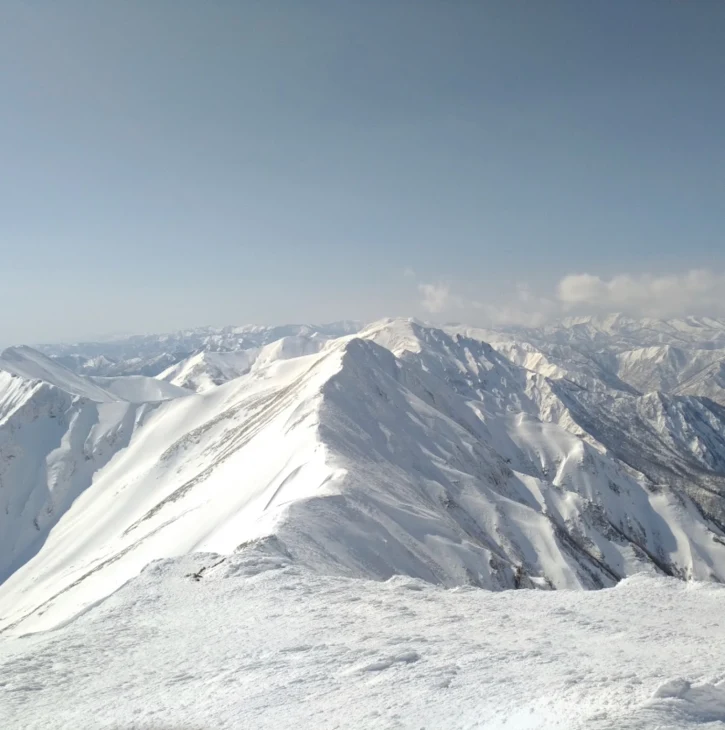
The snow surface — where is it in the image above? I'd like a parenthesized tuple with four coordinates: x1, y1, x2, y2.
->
(2, 549, 725, 729)
(157, 334, 327, 392)
(0, 346, 192, 403)
(4, 320, 725, 638)
(4, 315, 725, 727)
(156, 349, 261, 392)
(88, 374, 192, 402)
(456, 317, 725, 406)
(0, 347, 118, 403)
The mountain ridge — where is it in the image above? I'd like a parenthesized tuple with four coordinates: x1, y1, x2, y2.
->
(2, 317, 725, 634)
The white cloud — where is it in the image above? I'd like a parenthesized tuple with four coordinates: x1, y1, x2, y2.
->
(418, 282, 461, 313)
(556, 269, 725, 318)
(414, 278, 552, 326)
(403, 267, 416, 279)
(470, 284, 557, 328)
(410, 268, 725, 327)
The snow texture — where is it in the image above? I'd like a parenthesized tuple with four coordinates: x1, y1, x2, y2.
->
(3, 318, 725, 638)
(1, 550, 724, 729)
(3, 315, 725, 727)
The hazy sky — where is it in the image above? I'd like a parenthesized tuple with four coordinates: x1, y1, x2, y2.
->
(2, 1, 724, 343)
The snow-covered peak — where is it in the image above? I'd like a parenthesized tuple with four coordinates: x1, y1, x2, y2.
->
(359, 317, 426, 355)
(88, 375, 192, 403)
(0, 346, 117, 402)
(157, 349, 261, 392)
(615, 345, 725, 395)
(252, 334, 329, 371)
(528, 314, 725, 351)
(0, 346, 193, 405)
(3, 316, 725, 637)
(157, 334, 332, 393)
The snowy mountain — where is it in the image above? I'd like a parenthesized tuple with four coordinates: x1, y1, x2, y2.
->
(37, 321, 361, 378)
(0, 347, 195, 588)
(522, 314, 725, 351)
(455, 315, 725, 406)
(2, 317, 725, 637)
(0, 346, 123, 403)
(157, 334, 329, 393)
(0, 346, 191, 403)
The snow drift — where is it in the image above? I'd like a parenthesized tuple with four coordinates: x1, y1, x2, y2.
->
(3, 553, 725, 730)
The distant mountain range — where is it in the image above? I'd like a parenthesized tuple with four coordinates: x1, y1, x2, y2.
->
(2, 314, 725, 634)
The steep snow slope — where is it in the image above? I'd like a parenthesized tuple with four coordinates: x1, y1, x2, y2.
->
(0, 347, 117, 402)
(157, 350, 260, 392)
(376, 320, 725, 536)
(157, 334, 328, 392)
(366, 318, 550, 412)
(88, 375, 192, 402)
(0, 372, 159, 584)
(546, 383, 725, 530)
(0, 349, 192, 588)
(0, 346, 346, 633)
(0, 346, 191, 403)
(3, 555, 725, 730)
(674, 359, 725, 403)
(455, 319, 725, 404)
(307, 337, 717, 588)
(614, 346, 725, 393)
(3, 323, 725, 635)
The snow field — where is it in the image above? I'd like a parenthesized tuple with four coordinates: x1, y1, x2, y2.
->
(1, 551, 724, 729)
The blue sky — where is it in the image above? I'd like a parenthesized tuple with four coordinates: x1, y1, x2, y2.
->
(1, 1, 724, 343)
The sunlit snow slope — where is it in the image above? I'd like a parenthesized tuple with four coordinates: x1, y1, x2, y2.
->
(156, 334, 327, 392)
(2, 319, 725, 634)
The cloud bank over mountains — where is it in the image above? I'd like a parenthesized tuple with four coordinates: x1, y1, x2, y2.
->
(413, 269, 725, 326)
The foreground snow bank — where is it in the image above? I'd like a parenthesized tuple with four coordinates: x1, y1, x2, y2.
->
(2, 548, 725, 729)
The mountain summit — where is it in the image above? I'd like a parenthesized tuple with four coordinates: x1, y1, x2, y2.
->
(2, 318, 725, 634)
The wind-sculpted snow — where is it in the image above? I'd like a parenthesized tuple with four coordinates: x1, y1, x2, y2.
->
(3, 319, 725, 635)
(2, 552, 725, 729)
